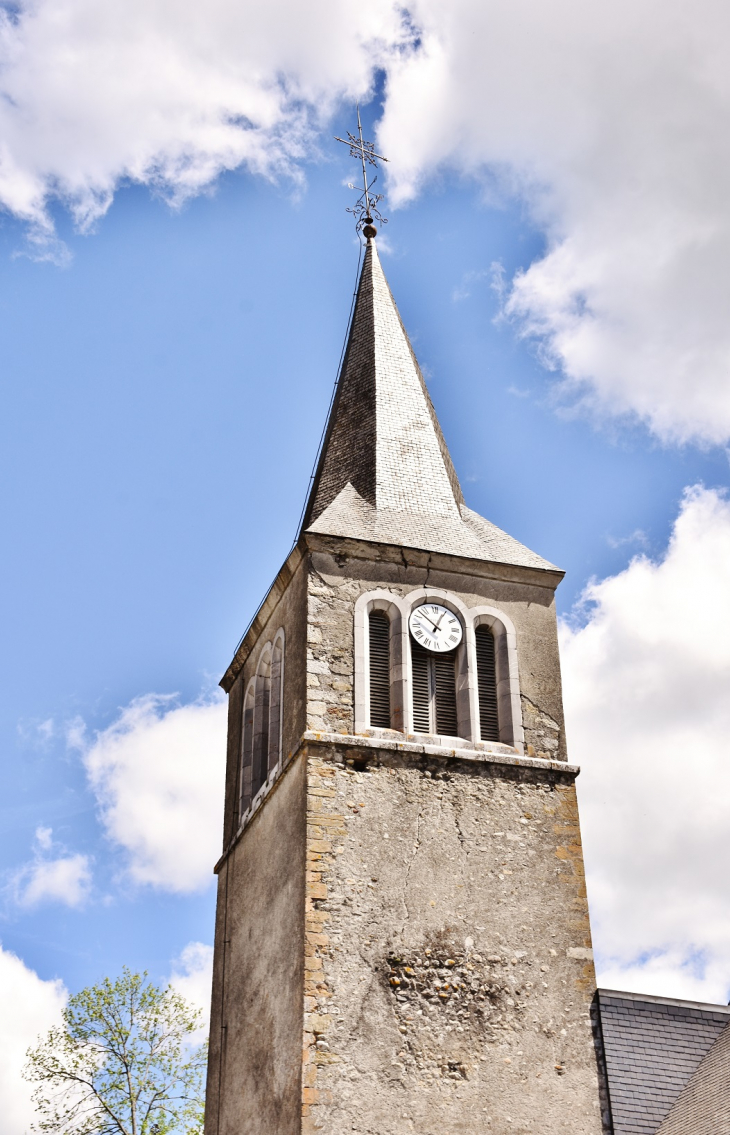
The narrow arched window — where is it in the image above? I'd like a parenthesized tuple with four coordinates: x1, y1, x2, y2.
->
(240, 683, 255, 817)
(369, 610, 391, 728)
(411, 642, 458, 737)
(252, 658, 271, 798)
(268, 638, 284, 772)
(476, 624, 499, 742)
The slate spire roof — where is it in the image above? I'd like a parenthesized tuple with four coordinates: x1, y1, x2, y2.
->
(303, 238, 556, 572)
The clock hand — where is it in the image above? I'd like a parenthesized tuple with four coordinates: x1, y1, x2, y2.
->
(419, 613, 441, 633)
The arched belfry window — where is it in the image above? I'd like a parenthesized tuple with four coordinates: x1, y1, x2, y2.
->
(239, 629, 285, 823)
(411, 642, 458, 737)
(269, 635, 284, 768)
(252, 652, 271, 799)
(240, 682, 255, 816)
(354, 589, 523, 750)
(368, 610, 391, 728)
(475, 624, 499, 742)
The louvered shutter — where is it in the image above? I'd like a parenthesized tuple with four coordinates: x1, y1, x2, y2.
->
(268, 641, 283, 773)
(368, 611, 391, 728)
(411, 640, 431, 733)
(240, 691, 254, 815)
(433, 652, 458, 737)
(411, 641, 458, 736)
(476, 625, 499, 741)
(252, 673, 270, 797)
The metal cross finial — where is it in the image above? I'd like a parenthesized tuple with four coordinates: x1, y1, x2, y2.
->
(334, 105, 389, 238)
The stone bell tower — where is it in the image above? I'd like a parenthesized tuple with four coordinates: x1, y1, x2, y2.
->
(204, 236, 608, 1135)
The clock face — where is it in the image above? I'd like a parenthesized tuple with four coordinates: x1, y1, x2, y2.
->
(409, 603, 463, 653)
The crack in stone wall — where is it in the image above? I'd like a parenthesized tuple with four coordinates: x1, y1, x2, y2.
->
(521, 694, 562, 761)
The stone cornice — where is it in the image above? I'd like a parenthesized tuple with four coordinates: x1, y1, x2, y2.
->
(299, 730, 578, 775)
(304, 530, 565, 590)
(220, 530, 564, 692)
(213, 730, 579, 873)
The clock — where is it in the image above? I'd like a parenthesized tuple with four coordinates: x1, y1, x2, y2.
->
(409, 603, 463, 653)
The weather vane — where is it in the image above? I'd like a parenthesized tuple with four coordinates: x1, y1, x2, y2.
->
(334, 105, 389, 239)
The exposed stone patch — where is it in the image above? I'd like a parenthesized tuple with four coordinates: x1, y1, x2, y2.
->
(301, 748, 603, 1134)
(381, 930, 515, 1082)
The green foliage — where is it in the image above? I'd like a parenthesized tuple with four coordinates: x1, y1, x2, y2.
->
(23, 968, 207, 1135)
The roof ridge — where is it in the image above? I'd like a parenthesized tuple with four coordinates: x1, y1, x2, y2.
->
(599, 988, 730, 1014)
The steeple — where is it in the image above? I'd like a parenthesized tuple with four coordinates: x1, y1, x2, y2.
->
(304, 238, 555, 572)
(207, 194, 603, 1135)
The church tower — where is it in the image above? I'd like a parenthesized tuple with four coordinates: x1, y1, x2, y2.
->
(204, 234, 608, 1135)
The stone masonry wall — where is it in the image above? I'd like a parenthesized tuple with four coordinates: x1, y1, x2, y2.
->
(305, 547, 568, 761)
(302, 742, 605, 1135)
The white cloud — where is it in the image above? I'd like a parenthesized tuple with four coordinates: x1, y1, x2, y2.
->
(8, 829, 92, 910)
(0, 0, 410, 240)
(561, 485, 730, 1002)
(34, 827, 52, 852)
(0, 944, 66, 1135)
(14, 854, 92, 910)
(2, 3, 730, 437)
(79, 693, 227, 893)
(169, 941, 214, 1045)
(379, 0, 730, 443)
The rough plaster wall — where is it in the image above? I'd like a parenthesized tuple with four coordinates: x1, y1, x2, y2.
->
(302, 747, 604, 1135)
(210, 755, 307, 1135)
(306, 550, 567, 761)
(204, 859, 229, 1135)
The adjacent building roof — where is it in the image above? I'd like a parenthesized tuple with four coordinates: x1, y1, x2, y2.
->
(598, 988, 730, 1134)
(655, 1014, 730, 1134)
(302, 238, 557, 574)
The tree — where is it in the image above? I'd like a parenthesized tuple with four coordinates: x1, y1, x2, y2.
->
(24, 968, 207, 1135)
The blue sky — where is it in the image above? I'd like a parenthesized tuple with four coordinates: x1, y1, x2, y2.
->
(1, 124, 726, 976)
(2, 6, 730, 1129)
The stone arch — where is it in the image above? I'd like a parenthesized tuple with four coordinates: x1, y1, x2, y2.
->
(353, 590, 409, 733)
(252, 644, 272, 800)
(240, 677, 256, 817)
(268, 629, 285, 773)
(469, 606, 523, 752)
(353, 588, 523, 749)
(238, 628, 286, 827)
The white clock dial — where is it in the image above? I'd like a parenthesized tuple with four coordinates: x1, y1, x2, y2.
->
(409, 603, 463, 653)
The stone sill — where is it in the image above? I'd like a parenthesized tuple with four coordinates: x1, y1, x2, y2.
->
(301, 729, 579, 777)
(214, 729, 579, 873)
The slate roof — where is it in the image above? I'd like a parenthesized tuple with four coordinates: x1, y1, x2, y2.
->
(656, 1016, 730, 1134)
(303, 238, 557, 573)
(598, 988, 730, 1134)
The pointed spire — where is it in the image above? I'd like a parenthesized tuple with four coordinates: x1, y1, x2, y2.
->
(305, 239, 463, 527)
(303, 239, 555, 572)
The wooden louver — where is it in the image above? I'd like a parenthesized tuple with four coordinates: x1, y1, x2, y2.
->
(252, 675, 270, 799)
(369, 611, 391, 728)
(411, 640, 458, 736)
(411, 641, 431, 733)
(433, 652, 458, 736)
(476, 625, 500, 742)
